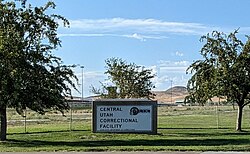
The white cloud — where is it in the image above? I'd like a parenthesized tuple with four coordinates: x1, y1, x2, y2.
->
(146, 65, 158, 75)
(160, 67, 187, 72)
(140, 60, 191, 91)
(158, 60, 190, 67)
(68, 18, 209, 34)
(58, 32, 168, 41)
(152, 75, 170, 89)
(175, 51, 184, 57)
(123, 33, 146, 41)
(150, 60, 192, 90)
(84, 71, 105, 79)
(60, 18, 218, 36)
(59, 18, 250, 41)
(75, 71, 104, 80)
(123, 33, 169, 41)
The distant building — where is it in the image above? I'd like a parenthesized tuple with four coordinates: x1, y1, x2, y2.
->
(66, 96, 93, 109)
(175, 99, 185, 106)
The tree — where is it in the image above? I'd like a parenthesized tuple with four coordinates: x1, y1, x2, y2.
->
(92, 58, 155, 99)
(186, 30, 250, 131)
(0, 1, 77, 140)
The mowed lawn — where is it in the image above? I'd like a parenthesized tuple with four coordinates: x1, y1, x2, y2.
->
(1, 106, 250, 152)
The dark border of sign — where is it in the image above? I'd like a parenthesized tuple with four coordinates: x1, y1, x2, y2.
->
(92, 99, 157, 135)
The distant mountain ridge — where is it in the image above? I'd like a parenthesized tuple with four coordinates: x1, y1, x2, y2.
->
(84, 86, 188, 103)
(153, 86, 188, 103)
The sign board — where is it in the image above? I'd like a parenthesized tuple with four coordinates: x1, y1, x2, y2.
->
(92, 99, 157, 134)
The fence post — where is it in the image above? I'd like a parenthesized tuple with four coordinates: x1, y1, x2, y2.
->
(70, 102, 73, 131)
(24, 109, 27, 133)
(216, 99, 220, 129)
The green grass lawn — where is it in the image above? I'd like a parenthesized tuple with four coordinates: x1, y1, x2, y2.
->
(1, 106, 250, 152)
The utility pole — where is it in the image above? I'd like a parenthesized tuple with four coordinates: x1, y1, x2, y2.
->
(81, 66, 84, 101)
(170, 80, 173, 103)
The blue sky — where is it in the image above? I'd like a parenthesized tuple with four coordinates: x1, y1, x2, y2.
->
(30, 0, 250, 97)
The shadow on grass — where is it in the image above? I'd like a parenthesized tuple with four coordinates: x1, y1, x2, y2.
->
(4, 128, 250, 148)
(158, 127, 250, 137)
(4, 138, 250, 148)
(8, 129, 88, 135)
(158, 127, 233, 130)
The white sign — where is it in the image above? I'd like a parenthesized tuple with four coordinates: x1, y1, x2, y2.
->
(92, 100, 157, 134)
(96, 105, 152, 131)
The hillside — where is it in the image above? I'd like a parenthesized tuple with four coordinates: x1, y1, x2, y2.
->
(86, 86, 189, 103)
(153, 86, 188, 103)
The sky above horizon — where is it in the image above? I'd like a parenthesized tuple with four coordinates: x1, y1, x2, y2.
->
(30, 0, 250, 97)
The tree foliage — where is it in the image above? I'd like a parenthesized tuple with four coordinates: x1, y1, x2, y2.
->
(0, 0, 77, 140)
(92, 58, 155, 99)
(186, 30, 250, 131)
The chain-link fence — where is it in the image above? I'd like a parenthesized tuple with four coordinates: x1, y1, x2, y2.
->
(6, 104, 250, 132)
(7, 104, 92, 132)
(158, 105, 250, 129)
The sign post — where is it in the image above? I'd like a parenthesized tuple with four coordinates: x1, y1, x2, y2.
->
(92, 99, 157, 134)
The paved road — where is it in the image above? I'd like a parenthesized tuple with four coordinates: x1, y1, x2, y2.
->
(1, 152, 250, 154)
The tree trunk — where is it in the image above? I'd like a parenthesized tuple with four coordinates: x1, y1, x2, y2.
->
(236, 105, 243, 131)
(0, 106, 7, 141)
